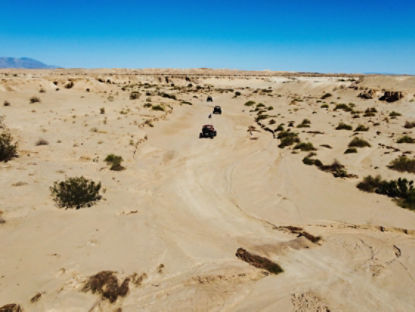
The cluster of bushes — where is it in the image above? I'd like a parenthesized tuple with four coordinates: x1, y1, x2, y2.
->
(357, 176, 415, 210)
(363, 107, 377, 117)
(277, 130, 300, 148)
(294, 142, 316, 152)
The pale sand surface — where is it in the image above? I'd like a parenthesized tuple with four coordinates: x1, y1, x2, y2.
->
(0, 69, 415, 311)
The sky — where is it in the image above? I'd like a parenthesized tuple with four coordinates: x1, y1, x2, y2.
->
(0, 0, 414, 73)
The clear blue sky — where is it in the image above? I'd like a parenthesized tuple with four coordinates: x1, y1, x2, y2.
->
(1, 0, 414, 73)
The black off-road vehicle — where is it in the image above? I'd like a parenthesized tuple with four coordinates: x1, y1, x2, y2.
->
(213, 106, 222, 114)
(199, 125, 217, 139)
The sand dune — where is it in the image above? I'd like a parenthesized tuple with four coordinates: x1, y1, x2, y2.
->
(0, 70, 415, 311)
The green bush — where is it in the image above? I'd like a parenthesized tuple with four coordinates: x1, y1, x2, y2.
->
(354, 125, 369, 132)
(297, 119, 311, 128)
(0, 131, 18, 162)
(244, 101, 255, 106)
(334, 103, 352, 112)
(50, 177, 102, 209)
(335, 122, 352, 130)
(294, 142, 316, 151)
(404, 121, 415, 129)
(105, 154, 124, 171)
(277, 130, 299, 148)
(344, 147, 358, 154)
(151, 104, 165, 111)
(389, 111, 402, 118)
(388, 156, 415, 173)
(348, 137, 371, 148)
(397, 136, 415, 144)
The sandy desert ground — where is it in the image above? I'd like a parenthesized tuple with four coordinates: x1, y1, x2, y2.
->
(1, 69, 415, 311)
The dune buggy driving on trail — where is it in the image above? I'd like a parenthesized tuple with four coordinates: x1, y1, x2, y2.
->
(199, 125, 217, 139)
(213, 106, 222, 114)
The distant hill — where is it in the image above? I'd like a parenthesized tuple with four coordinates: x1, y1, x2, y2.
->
(0, 57, 57, 69)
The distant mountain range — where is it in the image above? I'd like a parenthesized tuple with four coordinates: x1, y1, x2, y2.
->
(0, 57, 57, 69)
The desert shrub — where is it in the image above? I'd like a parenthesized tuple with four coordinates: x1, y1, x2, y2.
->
(275, 123, 284, 132)
(302, 152, 322, 167)
(104, 154, 124, 171)
(129, 91, 140, 100)
(319, 160, 351, 178)
(30, 96, 40, 103)
(277, 130, 299, 148)
(334, 103, 352, 112)
(0, 131, 18, 162)
(100, 107, 105, 114)
(389, 111, 402, 118)
(39, 88, 46, 93)
(404, 121, 415, 129)
(297, 119, 311, 128)
(357, 175, 415, 210)
(64, 81, 74, 89)
(321, 93, 332, 99)
(256, 103, 266, 108)
(256, 114, 270, 122)
(397, 136, 415, 144)
(151, 104, 165, 111)
(143, 102, 152, 108)
(344, 147, 358, 154)
(181, 101, 192, 105)
(234, 91, 241, 97)
(50, 177, 102, 209)
(244, 101, 255, 106)
(348, 137, 371, 148)
(3, 101, 10, 107)
(335, 122, 352, 130)
(388, 156, 415, 173)
(294, 142, 316, 151)
(320, 104, 329, 109)
(269, 119, 276, 125)
(357, 175, 383, 192)
(35, 138, 49, 146)
(82, 271, 130, 303)
(363, 107, 377, 117)
(159, 92, 176, 100)
(355, 124, 369, 132)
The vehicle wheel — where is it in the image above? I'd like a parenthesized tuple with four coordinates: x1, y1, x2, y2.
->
(199, 133, 203, 138)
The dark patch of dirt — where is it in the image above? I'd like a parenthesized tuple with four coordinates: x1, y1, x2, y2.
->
(235, 248, 283, 274)
(82, 271, 130, 303)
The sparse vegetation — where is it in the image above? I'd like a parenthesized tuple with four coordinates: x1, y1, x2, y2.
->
(104, 154, 124, 171)
(50, 177, 102, 209)
(0, 131, 17, 162)
(355, 125, 369, 132)
(151, 104, 165, 111)
(30, 96, 40, 103)
(277, 130, 300, 148)
(334, 103, 353, 112)
(348, 137, 371, 148)
(82, 271, 130, 303)
(235, 248, 283, 275)
(397, 136, 415, 144)
(357, 175, 415, 210)
(294, 142, 316, 151)
(335, 122, 352, 130)
(244, 101, 255, 106)
(35, 138, 49, 146)
(344, 147, 358, 154)
(129, 91, 140, 100)
(389, 111, 402, 118)
(388, 156, 415, 173)
(404, 121, 415, 129)
(297, 119, 311, 128)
